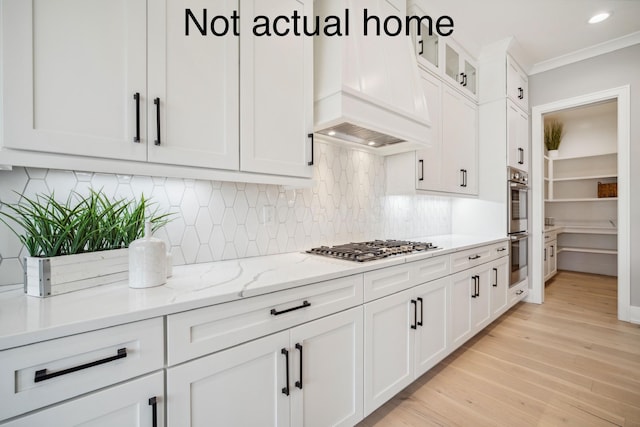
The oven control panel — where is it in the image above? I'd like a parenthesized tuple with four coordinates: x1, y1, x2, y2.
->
(508, 166, 528, 185)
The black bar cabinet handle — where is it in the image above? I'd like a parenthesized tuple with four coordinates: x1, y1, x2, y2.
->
(476, 275, 480, 297)
(468, 254, 481, 260)
(307, 133, 314, 166)
(133, 93, 141, 143)
(463, 73, 468, 87)
(281, 348, 290, 396)
(493, 268, 498, 287)
(417, 297, 423, 327)
(34, 348, 127, 383)
(154, 97, 161, 146)
(410, 300, 417, 329)
(418, 39, 424, 55)
(464, 169, 468, 187)
(148, 397, 158, 427)
(471, 276, 477, 298)
(418, 159, 424, 181)
(459, 72, 465, 85)
(460, 169, 466, 187)
(295, 343, 303, 389)
(544, 248, 547, 261)
(497, 247, 507, 252)
(551, 246, 554, 257)
(518, 147, 524, 165)
(271, 300, 310, 316)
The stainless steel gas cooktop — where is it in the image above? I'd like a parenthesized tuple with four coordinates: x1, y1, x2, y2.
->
(307, 240, 439, 262)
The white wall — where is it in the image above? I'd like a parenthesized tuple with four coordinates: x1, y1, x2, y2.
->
(0, 141, 453, 289)
(529, 44, 640, 306)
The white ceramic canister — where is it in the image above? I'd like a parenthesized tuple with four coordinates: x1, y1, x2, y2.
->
(129, 222, 167, 288)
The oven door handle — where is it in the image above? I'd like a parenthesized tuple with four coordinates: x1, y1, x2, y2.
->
(509, 182, 529, 191)
(510, 233, 529, 242)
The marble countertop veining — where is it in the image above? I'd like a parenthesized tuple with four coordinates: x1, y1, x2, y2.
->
(0, 234, 507, 350)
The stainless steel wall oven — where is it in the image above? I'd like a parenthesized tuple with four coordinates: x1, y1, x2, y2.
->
(507, 167, 529, 287)
(508, 167, 528, 234)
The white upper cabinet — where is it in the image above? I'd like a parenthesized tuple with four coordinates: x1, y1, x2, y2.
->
(240, 0, 313, 178)
(385, 70, 478, 196)
(2, 0, 147, 161)
(507, 99, 529, 172)
(147, 0, 239, 170)
(443, 39, 478, 99)
(441, 85, 478, 195)
(415, 71, 443, 191)
(506, 55, 529, 113)
(2, 0, 312, 181)
(408, 4, 477, 101)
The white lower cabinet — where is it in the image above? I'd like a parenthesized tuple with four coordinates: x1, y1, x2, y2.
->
(167, 330, 290, 426)
(450, 255, 510, 352)
(489, 257, 510, 318)
(167, 307, 363, 427)
(289, 308, 363, 427)
(2, 372, 164, 427)
(364, 277, 449, 416)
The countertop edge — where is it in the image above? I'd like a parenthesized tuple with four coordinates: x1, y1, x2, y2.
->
(0, 234, 508, 351)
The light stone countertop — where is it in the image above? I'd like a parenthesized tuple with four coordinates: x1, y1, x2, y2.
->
(0, 234, 507, 350)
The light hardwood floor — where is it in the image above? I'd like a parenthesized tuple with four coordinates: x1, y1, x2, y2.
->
(358, 271, 640, 426)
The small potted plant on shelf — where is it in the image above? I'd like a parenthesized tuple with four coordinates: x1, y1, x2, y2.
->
(544, 120, 564, 158)
(0, 190, 172, 297)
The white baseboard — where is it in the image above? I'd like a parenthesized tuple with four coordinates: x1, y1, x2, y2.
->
(628, 306, 640, 325)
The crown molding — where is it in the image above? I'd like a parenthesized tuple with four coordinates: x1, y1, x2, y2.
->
(529, 31, 640, 75)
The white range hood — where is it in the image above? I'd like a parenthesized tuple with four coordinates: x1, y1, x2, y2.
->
(313, 0, 431, 155)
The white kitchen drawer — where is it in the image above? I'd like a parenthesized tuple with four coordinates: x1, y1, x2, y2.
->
(544, 230, 558, 241)
(412, 255, 451, 285)
(167, 274, 363, 365)
(364, 255, 450, 302)
(509, 279, 529, 306)
(1, 372, 164, 426)
(0, 318, 163, 421)
(450, 242, 508, 273)
(364, 263, 413, 302)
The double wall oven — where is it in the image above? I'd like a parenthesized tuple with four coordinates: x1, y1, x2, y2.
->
(507, 167, 528, 286)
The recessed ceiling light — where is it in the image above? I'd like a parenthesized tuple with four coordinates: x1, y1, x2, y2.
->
(368, 141, 376, 146)
(327, 130, 336, 136)
(588, 12, 610, 24)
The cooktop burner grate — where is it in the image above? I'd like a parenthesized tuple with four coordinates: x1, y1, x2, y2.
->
(306, 240, 439, 262)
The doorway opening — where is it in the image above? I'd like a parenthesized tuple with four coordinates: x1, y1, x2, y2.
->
(530, 86, 630, 321)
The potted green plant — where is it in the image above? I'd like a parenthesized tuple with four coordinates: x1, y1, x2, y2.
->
(0, 190, 172, 297)
(544, 120, 564, 157)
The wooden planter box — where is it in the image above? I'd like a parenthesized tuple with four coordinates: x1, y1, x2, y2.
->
(24, 248, 129, 297)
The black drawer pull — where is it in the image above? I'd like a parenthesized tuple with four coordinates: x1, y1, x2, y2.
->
(271, 300, 311, 316)
(497, 247, 507, 252)
(417, 297, 424, 327)
(468, 255, 481, 260)
(34, 348, 127, 383)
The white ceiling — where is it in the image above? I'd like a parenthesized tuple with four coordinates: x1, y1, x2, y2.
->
(414, 0, 640, 72)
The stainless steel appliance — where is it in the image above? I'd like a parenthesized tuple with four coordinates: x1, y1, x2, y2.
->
(509, 232, 529, 286)
(507, 167, 528, 234)
(307, 240, 440, 262)
(507, 166, 529, 287)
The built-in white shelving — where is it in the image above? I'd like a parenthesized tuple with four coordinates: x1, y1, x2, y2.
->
(543, 101, 618, 277)
(558, 247, 617, 255)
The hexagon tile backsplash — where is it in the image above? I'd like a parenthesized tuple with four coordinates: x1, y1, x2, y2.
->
(0, 142, 451, 288)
